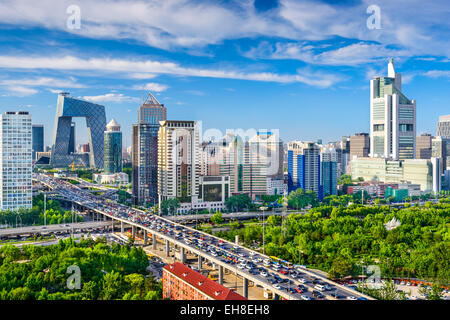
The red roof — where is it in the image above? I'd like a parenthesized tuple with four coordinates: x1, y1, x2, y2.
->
(163, 262, 247, 300)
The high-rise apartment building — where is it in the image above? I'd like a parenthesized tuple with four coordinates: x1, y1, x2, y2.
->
(158, 120, 201, 204)
(370, 59, 416, 160)
(104, 118, 122, 173)
(437, 115, 450, 138)
(219, 133, 244, 195)
(350, 133, 370, 159)
(132, 93, 167, 205)
(243, 131, 284, 199)
(32, 124, 44, 161)
(416, 133, 433, 160)
(287, 141, 322, 198)
(0, 111, 32, 210)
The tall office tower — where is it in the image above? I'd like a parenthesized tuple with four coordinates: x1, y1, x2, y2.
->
(370, 59, 416, 160)
(416, 133, 433, 159)
(321, 148, 338, 196)
(158, 121, 201, 203)
(350, 133, 370, 159)
(132, 93, 167, 205)
(243, 131, 284, 199)
(432, 136, 450, 174)
(437, 115, 450, 137)
(219, 133, 244, 194)
(104, 118, 122, 174)
(0, 111, 32, 210)
(431, 157, 441, 193)
(51, 92, 106, 168)
(287, 141, 321, 198)
(32, 124, 44, 161)
(68, 122, 75, 154)
(138, 93, 167, 124)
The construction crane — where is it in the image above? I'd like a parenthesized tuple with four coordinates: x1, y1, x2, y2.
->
(70, 161, 84, 171)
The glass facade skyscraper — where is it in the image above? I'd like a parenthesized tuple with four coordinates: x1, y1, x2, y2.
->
(0, 111, 32, 210)
(104, 119, 122, 173)
(132, 92, 167, 205)
(32, 124, 44, 161)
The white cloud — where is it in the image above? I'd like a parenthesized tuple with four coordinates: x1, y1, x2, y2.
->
(0, 54, 342, 88)
(245, 41, 410, 66)
(0, 76, 84, 88)
(0, 0, 448, 59)
(132, 82, 169, 92)
(3, 86, 38, 97)
(422, 70, 450, 78)
(80, 93, 140, 103)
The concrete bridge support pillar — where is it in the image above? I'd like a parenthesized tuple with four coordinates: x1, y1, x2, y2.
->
(153, 234, 157, 249)
(165, 240, 170, 257)
(180, 247, 186, 263)
(197, 255, 202, 269)
(143, 231, 148, 246)
(131, 225, 136, 239)
(218, 265, 223, 285)
(103, 214, 107, 221)
(243, 277, 248, 299)
(121, 221, 124, 233)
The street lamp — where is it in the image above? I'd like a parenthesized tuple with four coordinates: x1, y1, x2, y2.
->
(259, 206, 267, 255)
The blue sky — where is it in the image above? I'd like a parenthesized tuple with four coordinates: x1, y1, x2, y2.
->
(0, 0, 449, 148)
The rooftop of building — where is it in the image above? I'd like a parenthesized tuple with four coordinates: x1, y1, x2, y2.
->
(163, 262, 246, 300)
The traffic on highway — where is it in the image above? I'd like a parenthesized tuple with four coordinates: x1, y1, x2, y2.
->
(34, 173, 371, 300)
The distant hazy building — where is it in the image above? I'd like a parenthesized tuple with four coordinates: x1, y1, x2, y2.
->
(370, 59, 416, 160)
(437, 115, 450, 138)
(350, 133, 370, 159)
(32, 124, 44, 161)
(0, 111, 32, 210)
(104, 119, 122, 173)
(351, 157, 438, 192)
(287, 141, 322, 198)
(416, 133, 433, 159)
(243, 131, 284, 199)
(432, 136, 450, 174)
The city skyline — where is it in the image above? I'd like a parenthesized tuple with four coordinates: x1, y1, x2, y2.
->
(0, 1, 449, 148)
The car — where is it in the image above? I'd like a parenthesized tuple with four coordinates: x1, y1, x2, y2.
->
(314, 284, 325, 291)
(288, 287, 296, 294)
(272, 284, 281, 290)
(346, 296, 357, 300)
(297, 278, 306, 284)
(294, 287, 303, 293)
(300, 295, 311, 300)
(279, 269, 287, 275)
(260, 271, 268, 277)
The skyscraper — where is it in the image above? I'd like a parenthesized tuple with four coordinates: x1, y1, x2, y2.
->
(432, 136, 450, 174)
(158, 120, 201, 204)
(132, 92, 167, 205)
(437, 115, 450, 138)
(243, 131, 284, 199)
(32, 124, 44, 161)
(370, 59, 416, 160)
(104, 118, 122, 173)
(0, 111, 32, 210)
(416, 133, 433, 159)
(321, 148, 338, 196)
(51, 92, 106, 168)
(350, 133, 370, 159)
(287, 141, 322, 198)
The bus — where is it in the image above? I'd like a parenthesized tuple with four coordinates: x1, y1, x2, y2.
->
(269, 256, 293, 269)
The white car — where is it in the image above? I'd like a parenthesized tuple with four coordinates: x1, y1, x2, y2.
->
(260, 271, 268, 277)
(273, 284, 281, 290)
(300, 295, 311, 300)
(297, 278, 306, 284)
(346, 296, 357, 300)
